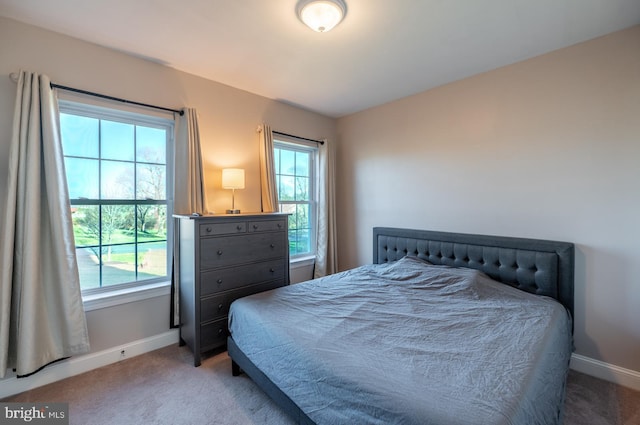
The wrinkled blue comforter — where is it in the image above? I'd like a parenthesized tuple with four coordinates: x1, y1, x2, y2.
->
(229, 256, 573, 425)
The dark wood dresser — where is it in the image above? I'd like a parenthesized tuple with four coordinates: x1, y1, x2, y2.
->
(175, 213, 289, 366)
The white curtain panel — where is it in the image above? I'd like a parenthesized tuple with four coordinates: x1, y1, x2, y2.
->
(314, 140, 338, 278)
(258, 124, 279, 213)
(171, 107, 208, 327)
(174, 108, 208, 215)
(0, 71, 90, 378)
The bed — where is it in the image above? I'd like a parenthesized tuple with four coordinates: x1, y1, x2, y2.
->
(227, 227, 575, 424)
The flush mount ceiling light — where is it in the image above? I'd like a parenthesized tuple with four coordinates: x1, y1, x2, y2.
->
(297, 0, 347, 33)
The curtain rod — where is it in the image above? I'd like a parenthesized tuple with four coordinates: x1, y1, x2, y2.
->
(50, 83, 184, 116)
(273, 130, 325, 145)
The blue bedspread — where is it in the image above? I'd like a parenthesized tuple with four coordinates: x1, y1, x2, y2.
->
(228, 256, 573, 425)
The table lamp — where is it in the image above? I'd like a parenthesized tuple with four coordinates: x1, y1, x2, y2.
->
(222, 168, 245, 214)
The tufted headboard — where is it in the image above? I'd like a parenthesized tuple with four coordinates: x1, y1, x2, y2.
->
(373, 227, 575, 321)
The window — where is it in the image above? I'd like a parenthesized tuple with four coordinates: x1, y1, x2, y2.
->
(274, 138, 317, 258)
(59, 100, 174, 295)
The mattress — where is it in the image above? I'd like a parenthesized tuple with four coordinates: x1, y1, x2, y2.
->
(228, 256, 573, 425)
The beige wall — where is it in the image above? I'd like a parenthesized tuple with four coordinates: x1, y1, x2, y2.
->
(0, 17, 334, 369)
(336, 26, 640, 373)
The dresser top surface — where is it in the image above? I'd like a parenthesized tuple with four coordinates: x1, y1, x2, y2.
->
(174, 212, 289, 220)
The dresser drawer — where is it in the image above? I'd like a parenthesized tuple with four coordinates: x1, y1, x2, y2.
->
(200, 280, 285, 323)
(201, 292, 235, 323)
(200, 318, 227, 351)
(201, 259, 287, 296)
(248, 219, 286, 233)
(200, 221, 246, 236)
(200, 232, 286, 268)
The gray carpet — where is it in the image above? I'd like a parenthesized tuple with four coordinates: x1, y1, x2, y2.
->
(4, 344, 639, 424)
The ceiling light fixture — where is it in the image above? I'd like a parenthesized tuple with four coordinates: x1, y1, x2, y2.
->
(297, 0, 347, 33)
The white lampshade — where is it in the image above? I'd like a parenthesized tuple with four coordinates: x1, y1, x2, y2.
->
(222, 168, 245, 190)
(297, 0, 346, 33)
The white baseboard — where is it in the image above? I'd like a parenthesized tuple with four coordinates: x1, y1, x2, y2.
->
(0, 329, 179, 399)
(571, 353, 640, 391)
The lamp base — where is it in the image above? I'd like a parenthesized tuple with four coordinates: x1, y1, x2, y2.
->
(226, 209, 241, 214)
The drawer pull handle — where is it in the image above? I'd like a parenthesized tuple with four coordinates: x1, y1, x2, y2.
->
(269, 268, 275, 273)
(217, 279, 223, 284)
(236, 225, 242, 230)
(217, 250, 223, 256)
(206, 227, 212, 233)
(270, 243, 275, 248)
(218, 303, 223, 310)
(218, 329, 223, 335)
(253, 224, 259, 230)
(277, 223, 282, 228)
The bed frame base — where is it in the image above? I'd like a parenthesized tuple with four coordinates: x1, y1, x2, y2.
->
(227, 336, 316, 424)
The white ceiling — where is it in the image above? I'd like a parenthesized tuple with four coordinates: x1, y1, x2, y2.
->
(1, 0, 639, 117)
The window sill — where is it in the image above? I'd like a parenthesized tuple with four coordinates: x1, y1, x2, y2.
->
(82, 281, 171, 312)
(290, 255, 316, 270)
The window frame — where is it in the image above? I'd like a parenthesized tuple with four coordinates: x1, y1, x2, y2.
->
(58, 99, 175, 300)
(273, 136, 318, 260)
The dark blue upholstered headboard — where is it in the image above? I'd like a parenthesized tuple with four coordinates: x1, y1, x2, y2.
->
(373, 227, 574, 320)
